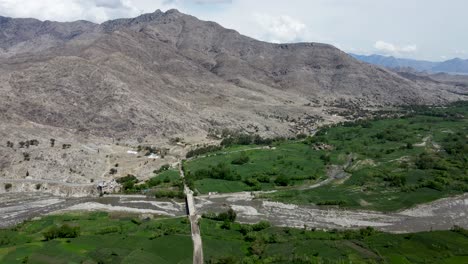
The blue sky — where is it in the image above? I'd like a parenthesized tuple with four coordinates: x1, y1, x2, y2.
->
(0, 0, 466, 61)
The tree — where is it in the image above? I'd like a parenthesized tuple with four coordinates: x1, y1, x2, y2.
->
(274, 174, 290, 186)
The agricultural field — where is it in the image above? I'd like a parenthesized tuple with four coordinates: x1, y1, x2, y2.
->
(0, 212, 192, 264)
(201, 218, 468, 264)
(185, 102, 468, 211)
(184, 142, 327, 194)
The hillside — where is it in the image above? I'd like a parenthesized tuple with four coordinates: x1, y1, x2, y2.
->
(0, 9, 466, 185)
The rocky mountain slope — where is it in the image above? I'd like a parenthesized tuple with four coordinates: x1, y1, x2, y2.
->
(1, 9, 465, 138)
(0, 10, 466, 186)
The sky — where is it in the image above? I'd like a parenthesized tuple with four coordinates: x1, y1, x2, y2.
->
(0, 0, 466, 61)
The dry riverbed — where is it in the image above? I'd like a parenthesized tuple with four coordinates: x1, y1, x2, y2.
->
(1, 191, 467, 233)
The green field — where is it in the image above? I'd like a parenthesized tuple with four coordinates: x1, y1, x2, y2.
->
(0, 212, 192, 264)
(201, 219, 468, 264)
(184, 143, 327, 194)
(185, 102, 468, 211)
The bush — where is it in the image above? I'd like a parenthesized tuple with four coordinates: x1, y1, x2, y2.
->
(43, 224, 80, 241)
(252, 221, 271, 231)
(316, 200, 347, 206)
(4, 183, 12, 190)
(415, 153, 437, 170)
(274, 175, 290, 186)
(253, 173, 270, 183)
(231, 152, 250, 165)
(203, 208, 237, 223)
(384, 174, 407, 187)
(239, 224, 253, 235)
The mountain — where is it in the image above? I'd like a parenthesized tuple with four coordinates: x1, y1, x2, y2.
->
(0, 9, 466, 185)
(350, 54, 436, 72)
(432, 58, 468, 74)
(0, 9, 465, 140)
(351, 54, 468, 74)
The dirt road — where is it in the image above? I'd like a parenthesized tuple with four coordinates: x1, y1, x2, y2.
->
(179, 162, 204, 264)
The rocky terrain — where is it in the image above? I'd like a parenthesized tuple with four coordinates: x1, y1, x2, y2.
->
(0, 9, 467, 187)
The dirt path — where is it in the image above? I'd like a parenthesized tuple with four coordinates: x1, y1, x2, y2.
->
(179, 161, 204, 264)
(186, 146, 272, 161)
(0, 179, 94, 187)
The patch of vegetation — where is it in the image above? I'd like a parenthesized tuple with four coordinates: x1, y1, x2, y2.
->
(43, 224, 80, 241)
(261, 101, 468, 211)
(0, 213, 192, 264)
(186, 145, 223, 158)
(202, 208, 237, 223)
(231, 152, 250, 165)
(116, 174, 139, 193)
(201, 218, 468, 264)
(146, 169, 185, 199)
(184, 142, 326, 194)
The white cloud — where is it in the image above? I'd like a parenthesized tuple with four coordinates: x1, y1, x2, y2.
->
(374, 40, 417, 55)
(0, 0, 142, 22)
(194, 0, 232, 4)
(253, 13, 307, 43)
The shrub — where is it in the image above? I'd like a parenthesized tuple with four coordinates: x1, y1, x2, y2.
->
(231, 152, 250, 165)
(252, 221, 271, 231)
(316, 200, 347, 206)
(4, 183, 12, 190)
(43, 224, 80, 241)
(274, 175, 290, 186)
(203, 208, 237, 223)
(384, 174, 406, 187)
(253, 173, 270, 183)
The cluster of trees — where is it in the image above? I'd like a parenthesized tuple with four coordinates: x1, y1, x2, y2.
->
(186, 145, 222, 158)
(154, 190, 185, 199)
(373, 126, 409, 142)
(23, 153, 30, 161)
(188, 162, 241, 182)
(220, 132, 285, 147)
(43, 224, 80, 241)
(18, 139, 39, 148)
(137, 145, 160, 156)
(202, 208, 237, 223)
(116, 174, 139, 193)
(62, 144, 71, 149)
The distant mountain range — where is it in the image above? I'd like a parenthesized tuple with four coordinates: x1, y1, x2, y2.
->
(351, 54, 468, 75)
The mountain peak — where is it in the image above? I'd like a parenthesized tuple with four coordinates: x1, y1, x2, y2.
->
(165, 9, 182, 14)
